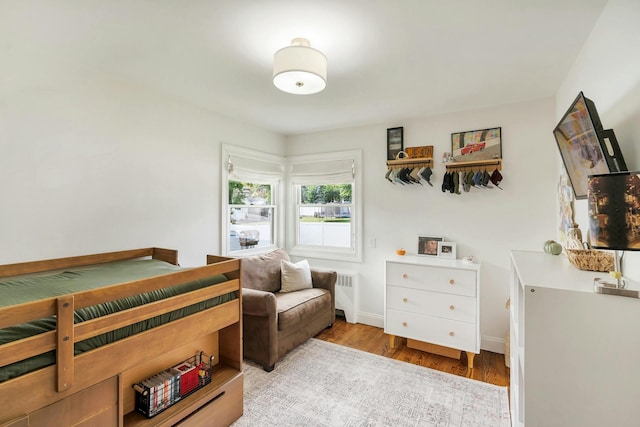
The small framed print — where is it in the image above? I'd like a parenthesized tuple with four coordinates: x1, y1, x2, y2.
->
(437, 241, 457, 259)
(387, 127, 404, 160)
(417, 236, 443, 256)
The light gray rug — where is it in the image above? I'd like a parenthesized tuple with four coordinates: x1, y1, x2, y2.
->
(232, 338, 510, 427)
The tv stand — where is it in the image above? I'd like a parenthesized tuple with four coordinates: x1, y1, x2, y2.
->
(601, 128, 627, 172)
(510, 250, 640, 426)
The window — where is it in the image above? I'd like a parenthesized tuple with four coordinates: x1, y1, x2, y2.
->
(297, 184, 352, 248)
(221, 145, 284, 256)
(229, 181, 275, 252)
(288, 150, 362, 262)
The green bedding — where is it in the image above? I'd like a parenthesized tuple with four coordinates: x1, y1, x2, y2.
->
(0, 259, 236, 382)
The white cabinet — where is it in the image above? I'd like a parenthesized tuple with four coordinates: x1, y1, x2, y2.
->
(510, 250, 640, 427)
(384, 256, 480, 368)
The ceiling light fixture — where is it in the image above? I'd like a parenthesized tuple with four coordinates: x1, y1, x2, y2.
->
(273, 38, 327, 95)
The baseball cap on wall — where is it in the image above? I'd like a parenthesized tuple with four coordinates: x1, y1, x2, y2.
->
(490, 169, 503, 189)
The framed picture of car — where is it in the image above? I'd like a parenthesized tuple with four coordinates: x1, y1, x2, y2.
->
(451, 127, 502, 162)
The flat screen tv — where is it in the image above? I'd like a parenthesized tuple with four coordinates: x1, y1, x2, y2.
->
(553, 91, 627, 199)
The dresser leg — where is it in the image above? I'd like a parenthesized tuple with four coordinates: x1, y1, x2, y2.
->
(466, 351, 475, 369)
(389, 334, 396, 349)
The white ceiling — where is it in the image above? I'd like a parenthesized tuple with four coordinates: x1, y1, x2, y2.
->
(1, 0, 608, 135)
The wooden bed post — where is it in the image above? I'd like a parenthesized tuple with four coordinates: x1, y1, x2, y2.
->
(57, 295, 75, 392)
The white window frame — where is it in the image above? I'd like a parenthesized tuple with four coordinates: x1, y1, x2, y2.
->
(221, 144, 285, 257)
(287, 150, 362, 262)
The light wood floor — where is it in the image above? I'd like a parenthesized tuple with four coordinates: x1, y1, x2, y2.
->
(315, 317, 510, 387)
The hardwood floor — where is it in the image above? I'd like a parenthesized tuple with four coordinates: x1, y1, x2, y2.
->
(314, 317, 510, 387)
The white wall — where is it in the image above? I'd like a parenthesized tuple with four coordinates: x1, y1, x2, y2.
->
(286, 97, 558, 352)
(0, 75, 285, 267)
(556, 0, 640, 280)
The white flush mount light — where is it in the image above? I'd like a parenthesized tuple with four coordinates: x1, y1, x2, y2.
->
(273, 38, 327, 95)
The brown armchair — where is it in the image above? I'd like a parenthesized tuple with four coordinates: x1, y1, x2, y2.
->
(241, 249, 336, 371)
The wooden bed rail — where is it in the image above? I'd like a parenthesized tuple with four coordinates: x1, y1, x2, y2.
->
(0, 258, 231, 330)
(0, 247, 178, 279)
(207, 255, 241, 281)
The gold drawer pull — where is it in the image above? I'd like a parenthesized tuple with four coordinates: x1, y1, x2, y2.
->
(402, 322, 407, 327)
(449, 305, 455, 311)
(449, 331, 455, 337)
(402, 297, 408, 303)
(449, 279, 455, 285)
(402, 273, 408, 279)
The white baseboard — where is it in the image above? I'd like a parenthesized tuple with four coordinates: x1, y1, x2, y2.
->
(356, 311, 384, 328)
(481, 335, 506, 354)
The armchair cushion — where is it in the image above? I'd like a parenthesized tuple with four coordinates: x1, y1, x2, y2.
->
(280, 259, 313, 292)
(242, 248, 289, 293)
(275, 288, 331, 331)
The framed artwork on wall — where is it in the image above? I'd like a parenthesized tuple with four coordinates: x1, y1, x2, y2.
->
(451, 127, 502, 162)
(387, 127, 404, 160)
(437, 241, 457, 259)
(417, 235, 443, 256)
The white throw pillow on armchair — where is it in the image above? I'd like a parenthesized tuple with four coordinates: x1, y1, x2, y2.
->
(280, 259, 313, 292)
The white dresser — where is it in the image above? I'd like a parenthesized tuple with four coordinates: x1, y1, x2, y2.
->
(384, 256, 480, 369)
(510, 250, 640, 427)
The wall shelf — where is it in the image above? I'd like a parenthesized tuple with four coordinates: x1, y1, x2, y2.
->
(444, 159, 502, 171)
(386, 157, 433, 169)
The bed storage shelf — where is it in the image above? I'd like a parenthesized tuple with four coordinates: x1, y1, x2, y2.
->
(124, 366, 243, 427)
(0, 248, 243, 427)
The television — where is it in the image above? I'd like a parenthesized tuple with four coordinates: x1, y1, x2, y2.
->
(553, 91, 627, 199)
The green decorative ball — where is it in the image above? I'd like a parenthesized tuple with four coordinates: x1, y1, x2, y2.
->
(544, 240, 563, 255)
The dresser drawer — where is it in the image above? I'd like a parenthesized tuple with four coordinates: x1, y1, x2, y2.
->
(386, 285, 476, 323)
(386, 262, 476, 296)
(385, 308, 477, 352)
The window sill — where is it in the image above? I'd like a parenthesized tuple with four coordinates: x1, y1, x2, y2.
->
(227, 245, 279, 258)
(288, 246, 362, 263)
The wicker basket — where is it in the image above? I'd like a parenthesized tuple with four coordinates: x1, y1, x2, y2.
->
(565, 249, 614, 272)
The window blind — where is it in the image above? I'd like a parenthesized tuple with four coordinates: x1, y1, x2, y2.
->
(289, 158, 355, 185)
(227, 154, 284, 183)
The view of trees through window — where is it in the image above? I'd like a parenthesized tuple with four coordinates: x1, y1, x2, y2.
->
(229, 181, 271, 205)
(228, 181, 274, 252)
(298, 184, 352, 248)
(300, 184, 351, 204)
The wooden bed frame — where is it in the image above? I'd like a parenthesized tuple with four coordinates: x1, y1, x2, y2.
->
(0, 248, 243, 427)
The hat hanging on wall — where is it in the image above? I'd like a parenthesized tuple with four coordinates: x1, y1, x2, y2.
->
(490, 169, 503, 189)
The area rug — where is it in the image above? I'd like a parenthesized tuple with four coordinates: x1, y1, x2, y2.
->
(232, 338, 510, 427)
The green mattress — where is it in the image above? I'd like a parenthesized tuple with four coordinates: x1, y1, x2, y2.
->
(0, 259, 236, 382)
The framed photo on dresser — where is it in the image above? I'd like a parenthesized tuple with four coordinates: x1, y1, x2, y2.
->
(417, 235, 443, 256)
(437, 242, 457, 259)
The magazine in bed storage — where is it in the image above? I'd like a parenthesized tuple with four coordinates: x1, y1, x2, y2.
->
(0, 258, 236, 382)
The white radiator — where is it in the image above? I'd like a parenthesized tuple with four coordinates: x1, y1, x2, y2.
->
(335, 271, 358, 323)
